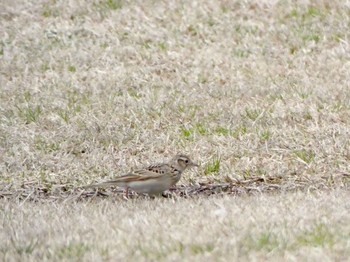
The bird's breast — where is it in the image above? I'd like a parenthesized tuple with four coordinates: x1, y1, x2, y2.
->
(127, 175, 175, 195)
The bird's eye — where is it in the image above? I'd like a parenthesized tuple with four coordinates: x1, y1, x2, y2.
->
(185, 159, 189, 163)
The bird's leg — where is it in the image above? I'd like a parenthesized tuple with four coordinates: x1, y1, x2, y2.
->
(124, 187, 129, 199)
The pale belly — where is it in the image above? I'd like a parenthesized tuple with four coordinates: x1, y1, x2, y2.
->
(127, 176, 178, 195)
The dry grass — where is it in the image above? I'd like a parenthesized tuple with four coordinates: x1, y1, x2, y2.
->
(1, 190, 350, 261)
(1, 0, 350, 260)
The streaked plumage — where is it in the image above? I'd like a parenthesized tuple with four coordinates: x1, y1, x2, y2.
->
(85, 154, 198, 195)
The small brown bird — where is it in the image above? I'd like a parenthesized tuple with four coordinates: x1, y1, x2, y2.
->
(85, 154, 198, 196)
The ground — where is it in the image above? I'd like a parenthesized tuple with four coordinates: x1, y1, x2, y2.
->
(1, 0, 350, 261)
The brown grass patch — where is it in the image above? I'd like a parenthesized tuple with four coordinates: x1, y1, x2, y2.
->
(1, 173, 349, 201)
(1, 0, 350, 260)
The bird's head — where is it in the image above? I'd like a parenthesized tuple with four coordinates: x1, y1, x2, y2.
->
(173, 154, 199, 171)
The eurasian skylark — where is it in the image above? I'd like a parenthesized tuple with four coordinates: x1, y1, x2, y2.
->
(85, 154, 198, 196)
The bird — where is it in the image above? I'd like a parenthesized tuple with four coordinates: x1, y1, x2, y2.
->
(84, 154, 199, 196)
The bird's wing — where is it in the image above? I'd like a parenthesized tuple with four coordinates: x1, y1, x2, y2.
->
(134, 163, 173, 176)
(84, 164, 172, 188)
(116, 163, 175, 180)
(120, 168, 165, 180)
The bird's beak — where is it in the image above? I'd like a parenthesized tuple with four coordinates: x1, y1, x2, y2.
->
(191, 161, 199, 167)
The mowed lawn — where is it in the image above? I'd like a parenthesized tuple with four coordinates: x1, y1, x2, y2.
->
(1, 0, 350, 261)
(1, 191, 350, 261)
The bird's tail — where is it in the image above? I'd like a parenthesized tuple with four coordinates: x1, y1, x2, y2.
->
(83, 180, 126, 189)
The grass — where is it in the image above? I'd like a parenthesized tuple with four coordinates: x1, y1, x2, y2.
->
(1, 191, 350, 261)
(1, 0, 350, 260)
(294, 149, 316, 165)
(204, 156, 221, 175)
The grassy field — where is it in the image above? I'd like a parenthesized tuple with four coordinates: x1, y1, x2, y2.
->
(1, 0, 350, 261)
(1, 191, 350, 261)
